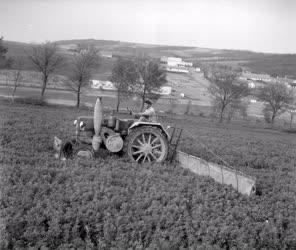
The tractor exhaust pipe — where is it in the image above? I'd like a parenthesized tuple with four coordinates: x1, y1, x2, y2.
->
(92, 97, 103, 151)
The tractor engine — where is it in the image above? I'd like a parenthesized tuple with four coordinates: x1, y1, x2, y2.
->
(73, 99, 134, 154)
(74, 119, 127, 154)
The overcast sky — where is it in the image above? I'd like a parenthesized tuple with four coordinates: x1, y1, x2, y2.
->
(0, 0, 295, 53)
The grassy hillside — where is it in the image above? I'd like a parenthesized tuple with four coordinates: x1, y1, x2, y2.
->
(3, 39, 296, 79)
(0, 100, 295, 249)
(240, 54, 296, 78)
(2, 40, 114, 80)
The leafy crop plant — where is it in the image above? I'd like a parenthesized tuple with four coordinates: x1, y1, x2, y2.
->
(0, 100, 295, 249)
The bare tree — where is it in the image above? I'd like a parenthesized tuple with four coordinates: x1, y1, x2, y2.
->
(68, 47, 100, 108)
(137, 59, 167, 110)
(257, 82, 294, 124)
(110, 58, 139, 111)
(27, 42, 63, 100)
(0, 36, 8, 67)
(11, 57, 24, 103)
(4, 70, 9, 86)
(205, 64, 249, 122)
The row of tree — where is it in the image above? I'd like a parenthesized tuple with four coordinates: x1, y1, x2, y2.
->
(0, 40, 68, 103)
(0, 39, 166, 110)
(1, 38, 294, 124)
(204, 64, 295, 124)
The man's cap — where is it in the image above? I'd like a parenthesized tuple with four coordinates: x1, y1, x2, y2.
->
(144, 99, 153, 105)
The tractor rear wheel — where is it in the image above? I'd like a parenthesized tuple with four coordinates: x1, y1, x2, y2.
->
(126, 126, 168, 163)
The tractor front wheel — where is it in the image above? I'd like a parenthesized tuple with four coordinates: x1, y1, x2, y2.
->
(126, 126, 168, 163)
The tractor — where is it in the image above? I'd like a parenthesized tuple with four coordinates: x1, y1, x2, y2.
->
(53, 98, 182, 163)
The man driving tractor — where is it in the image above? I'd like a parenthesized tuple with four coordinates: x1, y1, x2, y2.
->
(130, 99, 157, 123)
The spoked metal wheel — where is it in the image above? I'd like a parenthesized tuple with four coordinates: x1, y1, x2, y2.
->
(74, 145, 94, 160)
(126, 126, 168, 163)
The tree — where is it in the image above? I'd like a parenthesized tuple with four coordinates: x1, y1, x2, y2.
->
(137, 59, 167, 110)
(27, 42, 63, 100)
(68, 47, 100, 108)
(11, 57, 24, 103)
(257, 82, 294, 124)
(0, 36, 8, 68)
(110, 58, 139, 111)
(205, 64, 249, 122)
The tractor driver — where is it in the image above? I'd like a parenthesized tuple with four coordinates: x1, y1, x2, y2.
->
(131, 99, 157, 123)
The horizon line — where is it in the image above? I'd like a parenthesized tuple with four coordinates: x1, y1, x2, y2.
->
(3, 37, 296, 56)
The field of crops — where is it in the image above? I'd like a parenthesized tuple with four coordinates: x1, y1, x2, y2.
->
(1, 100, 296, 249)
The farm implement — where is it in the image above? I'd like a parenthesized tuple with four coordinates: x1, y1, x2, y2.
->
(53, 98, 182, 163)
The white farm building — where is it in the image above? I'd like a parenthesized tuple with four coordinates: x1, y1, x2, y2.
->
(161, 56, 193, 74)
(152, 86, 172, 95)
(91, 80, 116, 90)
(163, 57, 193, 67)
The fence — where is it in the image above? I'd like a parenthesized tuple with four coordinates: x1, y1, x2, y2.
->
(176, 150, 256, 196)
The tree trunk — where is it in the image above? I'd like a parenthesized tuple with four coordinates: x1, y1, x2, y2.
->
(290, 114, 294, 129)
(271, 112, 276, 125)
(140, 85, 147, 111)
(116, 91, 120, 112)
(219, 105, 225, 123)
(12, 86, 17, 104)
(184, 100, 191, 115)
(141, 96, 145, 111)
(76, 90, 80, 108)
(40, 75, 48, 101)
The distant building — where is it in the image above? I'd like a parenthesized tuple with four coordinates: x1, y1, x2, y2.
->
(161, 56, 193, 72)
(166, 57, 193, 67)
(91, 80, 116, 90)
(166, 67, 189, 74)
(240, 72, 273, 82)
(152, 86, 172, 95)
(100, 51, 112, 58)
(166, 57, 182, 67)
(248, 82, 256, 89)
(176, 61, 193, 67)
(239, 78, 265, 89)
(67, 44, 78, 51)
(276, 77, 295, 87)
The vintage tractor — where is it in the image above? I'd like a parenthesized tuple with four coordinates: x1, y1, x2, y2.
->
(53, 98, 182, 163)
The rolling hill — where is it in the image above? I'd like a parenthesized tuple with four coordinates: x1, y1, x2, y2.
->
(3, 39, 296, 78)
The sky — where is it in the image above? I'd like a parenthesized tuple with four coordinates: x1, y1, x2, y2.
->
(0, 0, 295, 53)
